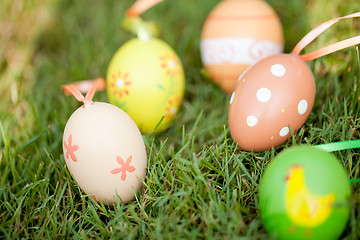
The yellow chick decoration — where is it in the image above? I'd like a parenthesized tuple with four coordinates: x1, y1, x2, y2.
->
(259, 146, 351, 240)
(285, 165, 334, 230)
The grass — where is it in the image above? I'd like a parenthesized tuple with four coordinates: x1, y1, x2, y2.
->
(1, 0, 360, 238)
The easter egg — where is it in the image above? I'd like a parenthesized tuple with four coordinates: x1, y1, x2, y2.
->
(106, 37, 185, 134)
(200, 0, 283, 93)
(63, 102, 147, 204)
(259, 146, 351, 240)
(228, 54, 316, 152)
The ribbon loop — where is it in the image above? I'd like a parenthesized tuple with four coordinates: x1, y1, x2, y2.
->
(62, 78, 105, 107)
(299, 36, 360, 62)
(292, 12, 360, 61)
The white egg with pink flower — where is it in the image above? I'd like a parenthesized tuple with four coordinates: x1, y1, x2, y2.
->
(62, 80, 147, 204)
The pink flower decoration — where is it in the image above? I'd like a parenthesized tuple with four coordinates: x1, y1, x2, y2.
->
(110, 155, 136, 181)
(64, 134, 79, 162)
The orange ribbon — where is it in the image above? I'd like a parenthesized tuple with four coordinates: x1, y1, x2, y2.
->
(292, 12, 360, 61)
(126, 0, 163, 17)
(62, 78, 105, 107)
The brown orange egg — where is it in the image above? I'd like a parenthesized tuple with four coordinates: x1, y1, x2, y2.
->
(200, 0, 283, 93)
(228, 54, 315, 152)
(227, 11, 360, 152)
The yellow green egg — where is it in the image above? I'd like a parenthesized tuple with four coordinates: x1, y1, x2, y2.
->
(259, 146, 351, 240)
(106, 37, 185, 133)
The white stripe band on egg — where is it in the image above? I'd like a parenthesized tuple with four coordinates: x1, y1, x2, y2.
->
(200, 38, 283, 65)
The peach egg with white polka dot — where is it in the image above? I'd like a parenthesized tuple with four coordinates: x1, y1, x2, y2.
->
(228, 12, 360, 152)
(228, 54, 315, 152)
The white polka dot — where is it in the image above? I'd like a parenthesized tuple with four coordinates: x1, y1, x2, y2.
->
(279, 127, 289, 137)
(256, 88, 271, 102)
(246, 115, 258, 127)
(229, 92, 235, 105)
(271, 64, 286, 77)
(298, 99, 308, 115)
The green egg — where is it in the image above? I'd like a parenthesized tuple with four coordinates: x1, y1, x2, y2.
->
(259, 146, 351, 240)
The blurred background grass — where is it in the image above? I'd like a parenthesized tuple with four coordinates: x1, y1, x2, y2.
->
(1, 0, 360, 238)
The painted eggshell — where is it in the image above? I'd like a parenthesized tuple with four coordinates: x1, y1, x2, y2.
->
(106, 37, 185, 134)
(228, 54, 315, 152)
(200, 0, 283, 93)
(259, 146, 351, 240)
(63, 102, 147, 204)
